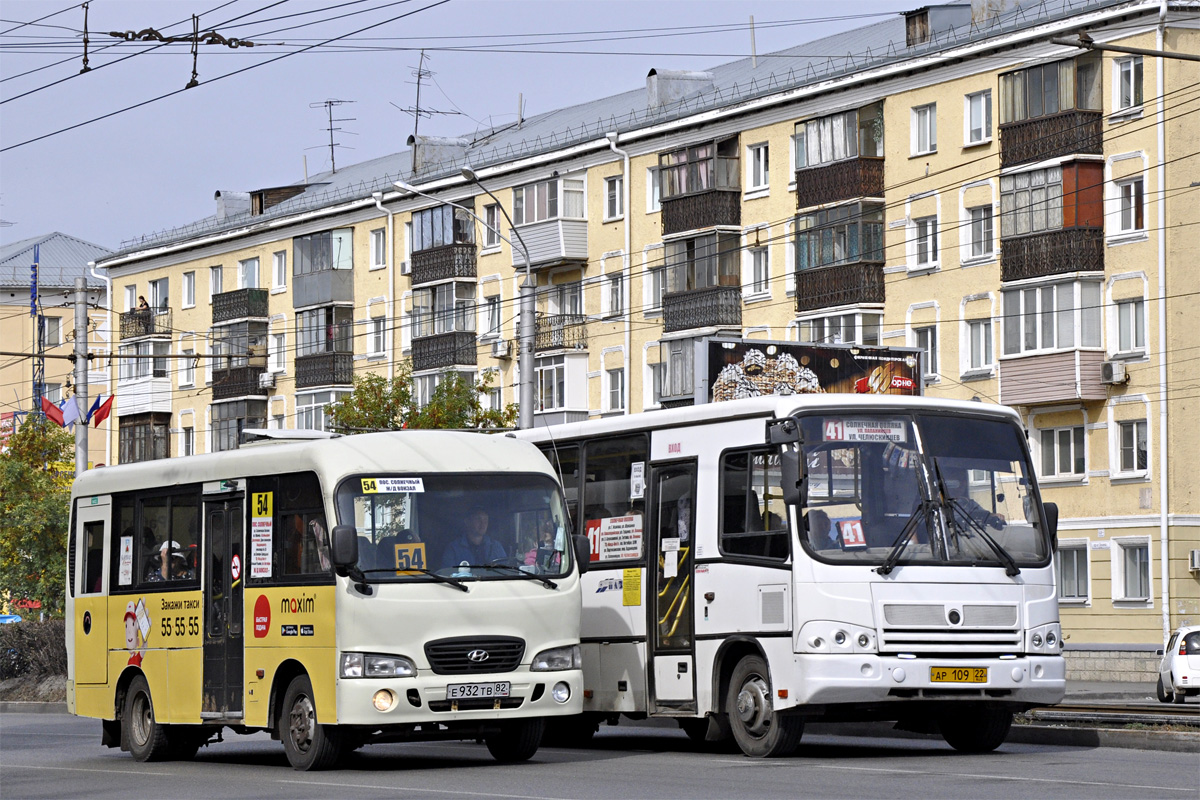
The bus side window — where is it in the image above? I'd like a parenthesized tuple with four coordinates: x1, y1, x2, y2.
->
(540, 444, 579, 535)
(719, 448, 789, 561)
(582, 434, 647, 546)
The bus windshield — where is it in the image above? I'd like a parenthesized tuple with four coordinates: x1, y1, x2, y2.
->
(335, 473, 572, 581)
(798, 412, 1050, 567)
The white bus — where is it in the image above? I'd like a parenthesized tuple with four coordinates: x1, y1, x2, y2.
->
(66, 430, 586, 770)
(517, 395, 1064, 756)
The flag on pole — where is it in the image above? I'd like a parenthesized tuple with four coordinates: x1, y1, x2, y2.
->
(61, 396, 80, 429)
(86, 395, 101, 423)
(41, 396, 64, 426)
(92, 395, 114, 427)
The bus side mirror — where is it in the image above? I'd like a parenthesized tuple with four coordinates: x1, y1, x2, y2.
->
(1042, 502, 1059, 550)
(572, 534, 591, 575)
(780, 449, 807, 507)
(330, 524, 359, 570)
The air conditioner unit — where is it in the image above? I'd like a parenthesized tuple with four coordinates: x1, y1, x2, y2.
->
(258, 372, 276, 389)
(1189, 549, 1200, 572)
(1100, 360, 1128, 385)
(491, 339, 511, 359)
(400, 261, 411, 275)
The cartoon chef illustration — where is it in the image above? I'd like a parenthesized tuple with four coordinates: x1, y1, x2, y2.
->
(123, 600, 147, 667)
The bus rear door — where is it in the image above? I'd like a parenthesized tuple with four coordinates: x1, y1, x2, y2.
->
(202, 490, 244, 718)
(73, 497, 110, 686)
(647, 461, 697, 713)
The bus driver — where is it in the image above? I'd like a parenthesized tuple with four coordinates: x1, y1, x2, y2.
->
(441, 505, 506, 568)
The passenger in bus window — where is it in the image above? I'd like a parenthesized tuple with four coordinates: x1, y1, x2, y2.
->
(146, 540, 181, 582)
(805, 509, 835, 550)
(441, 505, 506, 568)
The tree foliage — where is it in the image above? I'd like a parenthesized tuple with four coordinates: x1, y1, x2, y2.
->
(325, 360, 518, 433)
(0, 416, 74, 616)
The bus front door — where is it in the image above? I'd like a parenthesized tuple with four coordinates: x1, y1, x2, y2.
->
(73, 498, 110, 685)
(202, 496, 244, 718)
(647, 461, 697, 713)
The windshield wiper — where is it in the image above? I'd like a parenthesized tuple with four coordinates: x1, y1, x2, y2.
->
(943, 499, 1021, 577)
(876, 501, 933, 576)
(458, 563, 558, 590)
(358, 567, 470, 592)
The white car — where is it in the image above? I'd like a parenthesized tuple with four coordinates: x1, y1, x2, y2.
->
(1157, 625, 1200, 703)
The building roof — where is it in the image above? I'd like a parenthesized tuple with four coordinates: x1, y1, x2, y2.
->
(0, 232, 113, 289)
(106, 0, 1144, 258)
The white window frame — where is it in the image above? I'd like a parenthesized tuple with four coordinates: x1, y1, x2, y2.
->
(535, 356, 567, 412)
(798, 310, 884, 346)
(273, 251, 287, 292)
(1115, 297, 1146, 355)
(369, 317, 387, 357)
(748, 246, 769, 297)
(1112, 536, 1152, 604)
(913, 325, 939, 381)
(964, 90, 992, 146)
(911, 103, 937, 155)
(124, 285, 137, 313)
(483, 204, 501, 249)
(966, 206, 994, 260)
(1037, 425, 1086, 480)
(1116, 177, 1145, 234)
(180, 347, 196, 387)
(966, 318, 994, 373)
(149, 277, 169, 311)
(606, 368, 625, 413)
(1116, 418, 1148, 476)
(181, 426, 195, 458)
(910, 215, 939, 269)
(605, 273, 624, 318)
(182, 271, 196, 308)
(646, 167, 661, 214)
(238, 257, 259, 290)
(511, 176, 585, 226)
(44, 316, 62, 347)
(370, 228, 387, 270)
(1001, 280, 1103, 357)
(1055, 540, 1090, 604)
(209, 266, 223, 302)
(1113, 55, 1143, 113)
(604, 176, 624, 221)
(746, 142, 769, 193)
(269, 332, 286, 373)
(483, 295, 501, 337)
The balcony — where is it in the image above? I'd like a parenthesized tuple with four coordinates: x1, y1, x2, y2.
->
(211, 365, 268, 400)
(999, 110, 1102, 169)
(213, 288, 268, 323)
(660, 190, 740, 237)
(411, 243, 477, 287)
(294, 269, 353, 308)
(510, 220, 588, 271)
(795, 261, 885, 313)
(662, 286, 742, 334)
(999, 350, 1107, 406)
(412, 331, 477, 372)
(1000, 227, 1103, 282)
(534, 314, 588, 352)
(795, 157, 885, 210)
(119, 309, 171, 340)
(295, 352, 354, 388)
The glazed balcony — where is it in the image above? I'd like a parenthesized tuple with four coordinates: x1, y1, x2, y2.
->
(294, 351, 354, 388)
(510, 220, 588, 271)
(795, 261, 886, 313)
(795, 157, 885, 210)
(535, 314, 588, 352)
(661, 190, 741, 237)
(662, 286, 742, 334)
(212, 288, 268, 323)
(410, 242, 477, 287)
(211, 365, 268, 400)
(1000, 227, 1103, 282)
(999, 350, 1107, 406)
(999, 110, 1103, 169)
(119, 308, 171, 340)
(412, 331, 477, 371)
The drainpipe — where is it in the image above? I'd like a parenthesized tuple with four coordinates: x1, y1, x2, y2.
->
(87, 260, 112, 467)
(607, 132, 631, 414)
(1155, 0, 1170, 643)
(372, 192, 396, 381)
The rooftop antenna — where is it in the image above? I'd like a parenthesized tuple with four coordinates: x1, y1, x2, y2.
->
(395, 50, 462, 172)
(308, 99, 356, 173)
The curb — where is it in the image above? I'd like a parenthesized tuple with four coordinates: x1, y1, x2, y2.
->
(0, 701, 67, 714)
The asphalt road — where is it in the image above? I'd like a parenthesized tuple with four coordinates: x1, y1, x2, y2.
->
(1, 712, 1195, 800)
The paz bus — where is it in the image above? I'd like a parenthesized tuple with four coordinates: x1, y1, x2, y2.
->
(518, 394, 1065, 757)
(66, 430, 586, 770)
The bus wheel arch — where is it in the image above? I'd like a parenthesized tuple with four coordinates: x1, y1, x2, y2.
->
(724, 653, 804, 758)
(278, 671, 343, 770)
(267, 659, 310, 739)
(713, 638, 766, 717)
(123, 673, 172, 761)
(113, 666, 145, 751)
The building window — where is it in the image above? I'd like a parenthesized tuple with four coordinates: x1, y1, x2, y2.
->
(487, 387, 502, 412)
(912, 216, 938, 266)
(124, 285, 136, 313)
(238, 257, 259, 289)
(210, 266, 223, 300)
(665, 232, 740, 292)
(1117, 177, 1144, 233)
(750, 247, 769, 294)
(795, 202, 884, 270)
(1118, 540, 1151, 600)
(914, 325, 938, 380)
(180, 348, 195, 386)
(44, 383, 61, 403)
(607, 273, 624, 317)
(794, 101, 884, 169)
(296, 306, 353, 356)
(747, 143, 769, 190)
(658, 135, 739, 199)
(605, 176, 624, 220)
(270, 333, 285, 372)
(293, 228, 353, 274)
(370, 228, 386, 267)
(999, 54, 1102, 124)
(1039, 425, 1085, 478)
(1115, 55, 1143, 111)
(118, 341, 169, 381)
(483, 204, 501, 247)
(606, 368, 625, 412)
(43, 316, 61, 347)
(647, 361, 664, 407)
(647, 167, 662, 212)
(965, 90, 992, 144)
(968, 319, 994, 371)
(149, 277, 169, 312)
(911, 103, 937, 155)
(512, 177, 584, 225)
(412, 282, 476, 338)
(967, 206, 994, 259)
(370, 317, 386, 356)
(799, 311, 882, 346)
(544, 281, 583, 317)
(1116, 297, 1145, 353)
(296, 390, 348, 432)
(273, 251, 287, 289)
(211, 400, 266, 452)
(270, 414, 285, 430)
(1055, 545, 1089, 601)
(485, 295, 501, 336)
(535, 356, 566, 412)
(411, 205, 474, 253)
(118, 413, 170, 463)
(1002, 281, 1101, 356)
(181, 426, 194, 457)
(182, 271, 195, 308)
(1118, 419, 1148, 473)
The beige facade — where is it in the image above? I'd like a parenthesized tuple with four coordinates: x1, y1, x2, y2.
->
(94, 2, 1199, 653)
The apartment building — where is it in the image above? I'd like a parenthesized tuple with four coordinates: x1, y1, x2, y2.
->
(94, 0, 1198, 670)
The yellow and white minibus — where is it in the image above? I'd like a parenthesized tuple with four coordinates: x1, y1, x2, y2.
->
(66, 430, 585, 770)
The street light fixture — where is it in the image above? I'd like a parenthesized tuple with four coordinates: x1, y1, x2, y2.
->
(394, 176, 537, 430)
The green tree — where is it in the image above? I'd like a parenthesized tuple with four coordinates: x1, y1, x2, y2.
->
(325, 360, 518, 432)
(0, 415, 74, 616)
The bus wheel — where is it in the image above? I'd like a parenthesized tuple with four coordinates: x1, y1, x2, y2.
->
(485, 717, 545, 762)
(726, 656, 803, 758)
(938, 707, 1012, 753)
(124, 675, 170, 762)
(281, 675, 343, 771)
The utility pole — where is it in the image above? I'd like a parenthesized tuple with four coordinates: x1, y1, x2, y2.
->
(74, 278, 88, 477)
(31, 243, 45, 416)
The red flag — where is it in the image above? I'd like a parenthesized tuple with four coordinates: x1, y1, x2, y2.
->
(92, 395, 114, 427)
(41, 396, 65, 426)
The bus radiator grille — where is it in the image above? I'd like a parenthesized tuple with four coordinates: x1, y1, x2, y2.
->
(424, 636, 526, 674)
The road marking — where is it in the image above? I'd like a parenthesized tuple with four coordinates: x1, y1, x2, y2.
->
(1, 764, 173, 777)
(278, 779, 571, 799)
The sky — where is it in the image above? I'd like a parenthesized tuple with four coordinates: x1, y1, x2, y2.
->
(0, 0, 913, 251)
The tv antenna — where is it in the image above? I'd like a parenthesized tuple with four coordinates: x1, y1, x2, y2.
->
(308, 99, 356, 173)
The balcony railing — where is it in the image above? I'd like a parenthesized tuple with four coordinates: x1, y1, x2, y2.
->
(1000, 227, 1104, 282)
(119, 309, 172, 340)
(999, 110, 1103, 169)
(412, 331, 478, 371)
(213, 288, 269, 323)
(661, 190, 741, 237)
(795, 261, 885, 313)
(411, 242, 477, 286)
(295, 351, 354, 388)
(795, 157, 885, 210)
(534, 314, 588, 351)
(211, 365, 268, 400)
(662, 286, 742, 334)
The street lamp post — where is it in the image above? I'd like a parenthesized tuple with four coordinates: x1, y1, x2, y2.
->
(393, 176, 537, 429)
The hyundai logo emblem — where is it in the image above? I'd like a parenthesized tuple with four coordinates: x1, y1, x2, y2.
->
(467, 649, 490, 663)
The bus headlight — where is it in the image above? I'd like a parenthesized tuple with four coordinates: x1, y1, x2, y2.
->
(552, 682, 571, 703)
(798, 621, 877, 654)
(340, 652, 417, 678)
(531, 645, 581, 671)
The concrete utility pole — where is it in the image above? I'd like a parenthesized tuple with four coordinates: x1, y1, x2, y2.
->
(74, 277, 88, 477)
